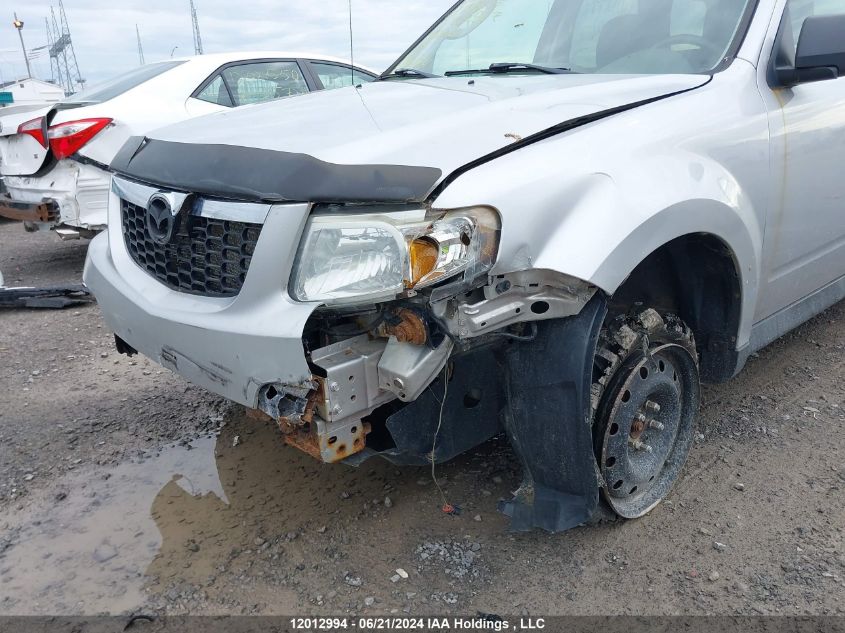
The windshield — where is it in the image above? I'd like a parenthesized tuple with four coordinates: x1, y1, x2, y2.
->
(391, 0, 756, 76)
(64, 61, 185, 104)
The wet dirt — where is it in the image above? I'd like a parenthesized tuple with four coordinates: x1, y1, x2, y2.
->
(1, 436, 222, 614)
(1, 219, 844, 617)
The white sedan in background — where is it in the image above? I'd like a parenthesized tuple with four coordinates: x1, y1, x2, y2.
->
(0, 52, 376, 238)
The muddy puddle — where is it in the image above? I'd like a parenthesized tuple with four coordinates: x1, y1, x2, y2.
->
(0, 430, 225, 614)
(0, 413, 509, 615)
(0, 416, 353, 615)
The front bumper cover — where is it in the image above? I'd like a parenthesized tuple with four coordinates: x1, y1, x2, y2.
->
(83, 197, 317, 407)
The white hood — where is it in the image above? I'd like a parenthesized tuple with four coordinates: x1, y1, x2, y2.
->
(115, 73, 709, 203)
(151, 73, 707, 173)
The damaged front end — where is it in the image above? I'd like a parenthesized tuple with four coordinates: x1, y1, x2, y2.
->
(246, 201, 601, 530)
(259, 304, 460, 465)
(91, 182, 607, 532)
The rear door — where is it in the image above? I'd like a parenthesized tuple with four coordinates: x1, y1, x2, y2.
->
(0, 107, 52, 177)
(185, 59, 312, 116)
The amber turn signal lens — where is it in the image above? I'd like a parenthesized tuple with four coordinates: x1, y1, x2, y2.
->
(408, 238, 439, 286)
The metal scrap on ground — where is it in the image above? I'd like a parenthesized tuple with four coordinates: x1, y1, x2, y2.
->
(0, 284, 95, 309)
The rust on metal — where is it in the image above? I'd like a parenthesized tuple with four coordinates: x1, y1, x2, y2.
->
(630, 413, 646, 439)
(0, 196, 58, 223)
(274, 382, 322, 458)
(274, 379, 369, 463)
(280, 420, 323, 461)
(279, 418, 371, 464)
(381, 308, 427, 345)
(299, 386, 321, 425)
(321, 421, 371, 462)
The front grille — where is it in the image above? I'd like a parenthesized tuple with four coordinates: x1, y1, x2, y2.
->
(121, 199, 262, 298)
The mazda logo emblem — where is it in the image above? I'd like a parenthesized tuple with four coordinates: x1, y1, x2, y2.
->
(145, 194, 178, 245)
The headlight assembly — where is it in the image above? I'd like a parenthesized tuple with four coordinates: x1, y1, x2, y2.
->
(290, 206, 500, 305)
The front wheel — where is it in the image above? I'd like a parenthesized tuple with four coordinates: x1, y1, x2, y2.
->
(591, 308, 700, 519)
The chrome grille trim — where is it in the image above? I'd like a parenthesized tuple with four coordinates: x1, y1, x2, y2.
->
(111, 175, 271, 224)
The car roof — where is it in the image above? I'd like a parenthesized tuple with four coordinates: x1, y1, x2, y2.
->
(167, 51, 379, 75)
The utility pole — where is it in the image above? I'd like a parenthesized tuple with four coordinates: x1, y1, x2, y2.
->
(190, 0, 203, 55)
(13, 13, 33, 79)
(136, 24, 145, 65)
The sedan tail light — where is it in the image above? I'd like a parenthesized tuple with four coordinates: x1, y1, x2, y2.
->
(17, 116, 48, 149)
(47, 118, 113, 160)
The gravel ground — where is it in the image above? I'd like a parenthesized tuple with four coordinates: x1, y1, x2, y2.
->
(0, 218, 843, 617)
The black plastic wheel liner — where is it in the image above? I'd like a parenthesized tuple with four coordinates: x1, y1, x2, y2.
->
(498, 293, 608, 533)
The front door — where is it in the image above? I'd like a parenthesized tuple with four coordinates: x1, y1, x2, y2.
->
(756, 0, 845, 320)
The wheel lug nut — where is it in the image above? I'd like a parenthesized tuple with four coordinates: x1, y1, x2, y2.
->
(629, 438, 653, 452)
(645, 401, 661, 413)
(635, 413, 647, 423)
(648, 419, 665, 431)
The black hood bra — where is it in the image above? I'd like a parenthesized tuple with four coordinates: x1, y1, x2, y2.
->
(110, 137, 443, 204)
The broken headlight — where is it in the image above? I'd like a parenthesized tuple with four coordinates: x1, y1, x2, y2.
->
(290, 206, 500, 306)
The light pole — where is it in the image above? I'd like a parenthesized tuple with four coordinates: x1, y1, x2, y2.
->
(13, 13, 33, 79)
(170, 45, 179, 58)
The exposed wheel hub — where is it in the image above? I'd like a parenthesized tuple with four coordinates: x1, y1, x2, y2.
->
(596, 342, 699, 518)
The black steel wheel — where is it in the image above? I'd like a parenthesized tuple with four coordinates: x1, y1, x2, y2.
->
(591, 308, 700, 518)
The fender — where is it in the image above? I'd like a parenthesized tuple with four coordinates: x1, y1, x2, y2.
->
(588, 199, 759, 349)
(440, 168, 761, 351)
(433, 64, 770, 353)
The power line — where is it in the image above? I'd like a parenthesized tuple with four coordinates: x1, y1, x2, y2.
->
(136, 24, 145, 65)
(190, 0, 203, 55)
(44, 17, 53, 83)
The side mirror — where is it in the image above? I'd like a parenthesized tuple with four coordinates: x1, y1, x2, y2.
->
(776, 14, 845, 87)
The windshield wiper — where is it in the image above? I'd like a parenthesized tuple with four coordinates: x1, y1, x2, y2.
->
(379, 68, 438, 80)
(445, 62, 576, 76)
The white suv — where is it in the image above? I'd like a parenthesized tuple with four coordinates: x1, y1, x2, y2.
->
(85, 0, 845, 532)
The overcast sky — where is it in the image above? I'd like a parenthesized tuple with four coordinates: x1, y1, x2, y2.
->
(0, 0, 455, 87)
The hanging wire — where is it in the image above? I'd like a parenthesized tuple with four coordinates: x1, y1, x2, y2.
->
(430, 365, 453, 513)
